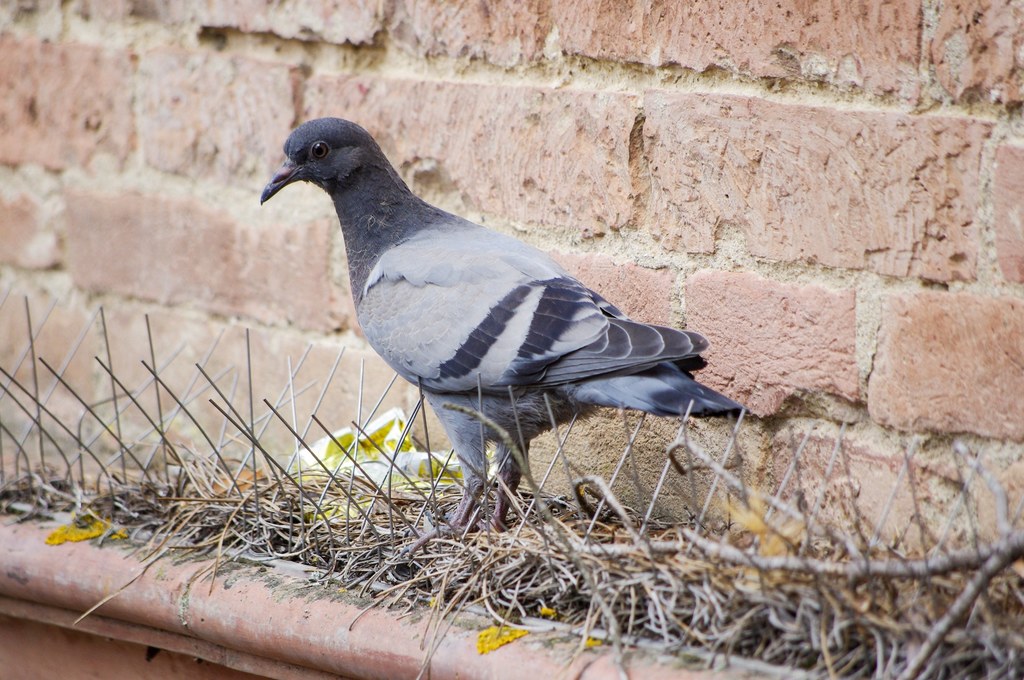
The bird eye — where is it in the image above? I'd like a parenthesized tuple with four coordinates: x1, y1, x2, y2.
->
(310, 141, 329, 159)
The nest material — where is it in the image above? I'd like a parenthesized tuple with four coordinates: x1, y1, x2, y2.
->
(4, 430, 1023, 680)
(2, 294, 1023, 679)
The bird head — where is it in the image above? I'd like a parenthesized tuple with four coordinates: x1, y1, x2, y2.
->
(260, 118, 378, 204)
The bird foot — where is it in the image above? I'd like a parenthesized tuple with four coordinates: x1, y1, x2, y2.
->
(403, 526, 445, 554)
(402, 518, 476, 554)
(403, 500, 511, 554)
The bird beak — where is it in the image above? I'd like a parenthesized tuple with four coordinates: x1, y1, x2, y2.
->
(260, 159, 300, 204)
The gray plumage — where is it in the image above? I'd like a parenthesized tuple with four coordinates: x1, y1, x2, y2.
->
(262, 118, 743, 536)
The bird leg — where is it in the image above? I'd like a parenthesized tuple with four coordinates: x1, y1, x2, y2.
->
(491, 442, 525, 532)
(405, 452, 526, 552)
(492, 462, 522, 532)
(448, 480, 486, 531)
(404, 394, 530, 552)
(403, 467, 486, 553)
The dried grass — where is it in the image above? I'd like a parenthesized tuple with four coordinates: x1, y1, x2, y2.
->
(2, 292, 1023, 679)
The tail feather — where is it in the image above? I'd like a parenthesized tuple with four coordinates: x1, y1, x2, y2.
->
(570, 363, 743, 417)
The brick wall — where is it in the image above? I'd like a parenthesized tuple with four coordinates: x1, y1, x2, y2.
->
(1, 1, 1022, 524)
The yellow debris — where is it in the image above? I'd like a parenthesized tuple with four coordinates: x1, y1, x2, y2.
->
(477, 626, 528, 654)
(584, 637, 603, 648)
(728, 494, 806, 557)
(538, 606, 558, 619)
(45, 514, 126, 545)
(297, 408, 464, 494)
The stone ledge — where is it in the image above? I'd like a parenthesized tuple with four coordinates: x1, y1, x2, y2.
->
(0, 517, 746, 680)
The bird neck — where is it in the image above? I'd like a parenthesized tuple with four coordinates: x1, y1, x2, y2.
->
(330, 163, 428, 302)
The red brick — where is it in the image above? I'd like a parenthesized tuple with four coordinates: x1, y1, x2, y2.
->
(550, 0, 921, 98)
(388, 0, 550, 66)
(192, 0, 383, 44)
(931, 0, 1024, 103)
(994, 144, 1024, 282)
(99, 309, 279, 454)
(63, 191, 346, 332)
(0, 36, 134, 170)
(0, 288, 100, 428)
(0, 194, 58, 269)
(772, 424, 937, 547)
(868, 291, 1024, 441)
(684, 271, 858, 415)
(99, 307, 407, 456)
(138, 49, 297, 187)
(74, 0, 383, 43)
(976, 459, 1024, 542)
(99, 306, 230, 407)
(303, 76, 638, 236)
(643, 92, 989, 281)
(243, 338, 412, 440)
(551, 252, 674, 325)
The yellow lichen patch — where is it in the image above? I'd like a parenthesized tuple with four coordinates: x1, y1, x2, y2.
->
(477, 626, 528, 654)
(45, 514, 126, 545)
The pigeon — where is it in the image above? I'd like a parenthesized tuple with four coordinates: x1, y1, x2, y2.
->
(261, 117, 743, 539)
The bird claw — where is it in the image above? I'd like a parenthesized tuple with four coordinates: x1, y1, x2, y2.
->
(402, 519, 475, 554)
(402, 503, 511, 554)
(403, 527, 443, 554)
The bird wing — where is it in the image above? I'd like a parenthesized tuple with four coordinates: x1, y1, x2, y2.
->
(357, 228, 707, 393)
